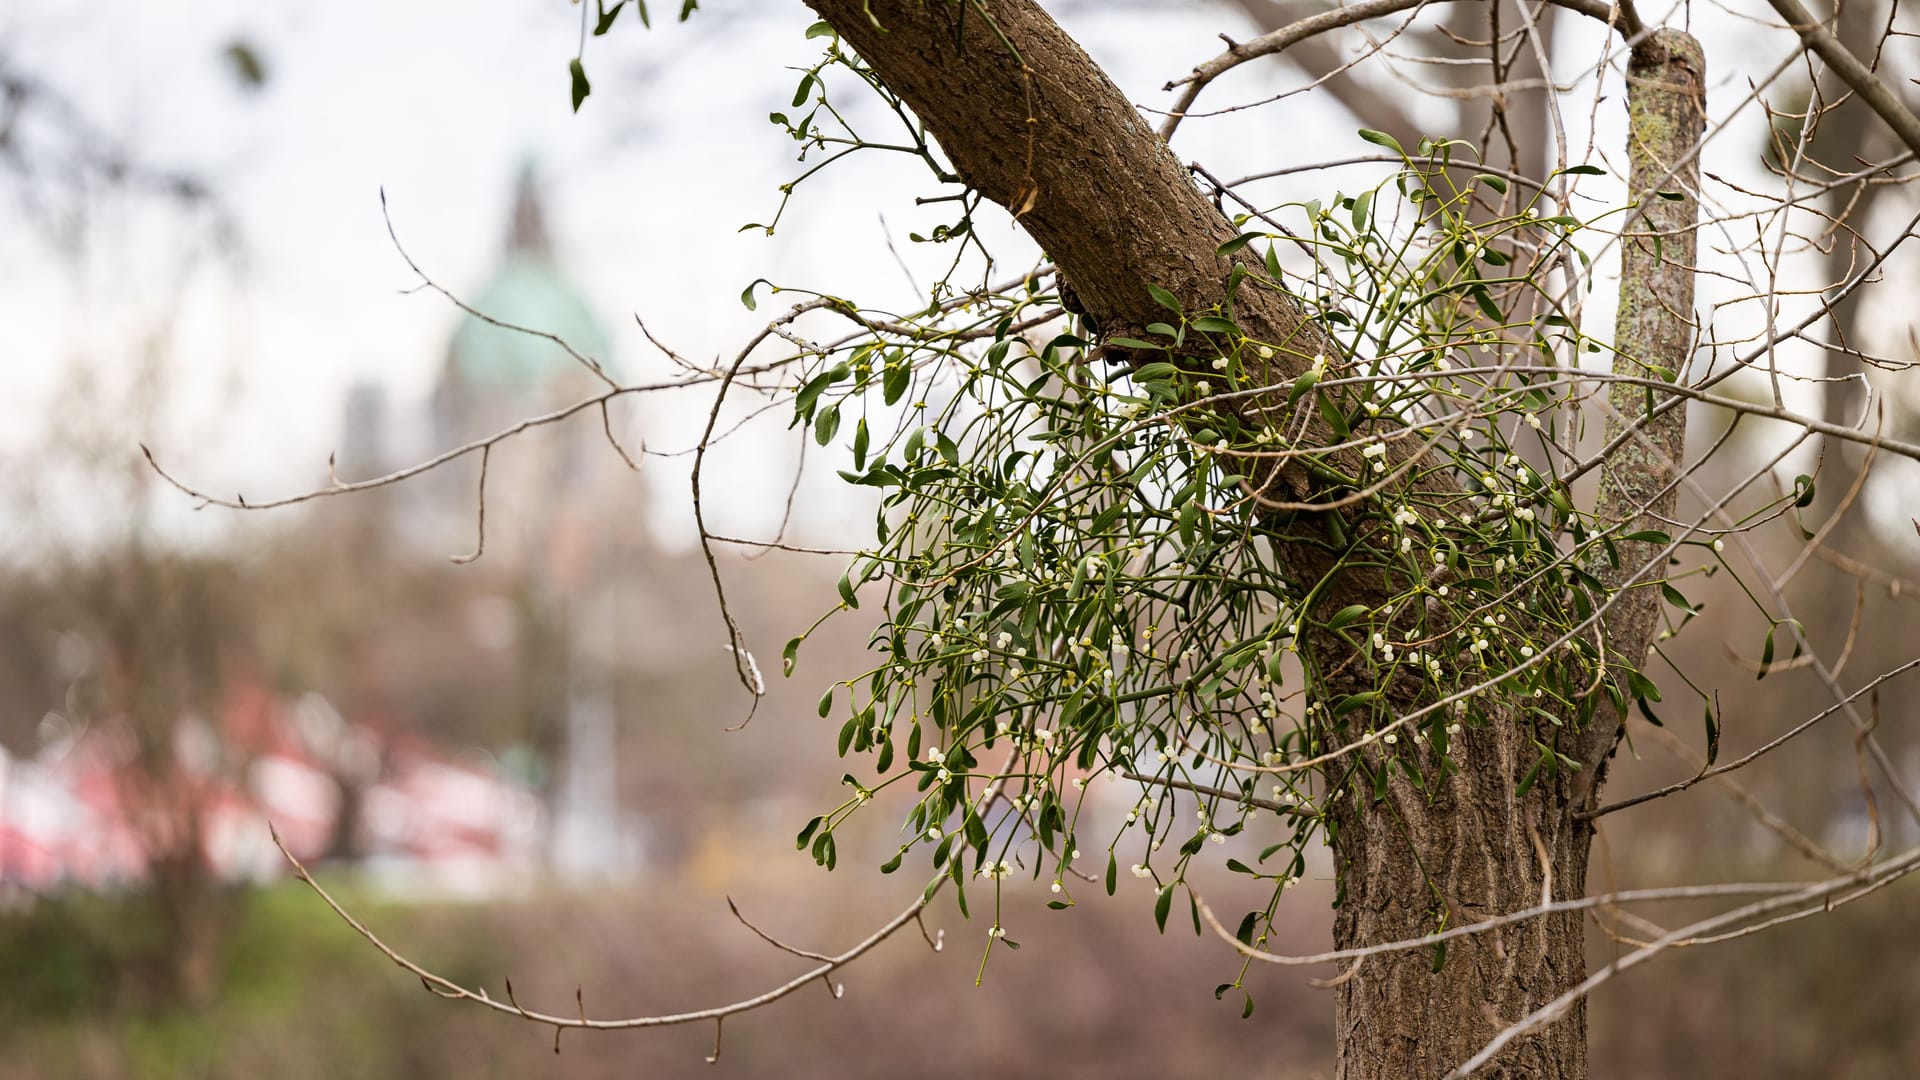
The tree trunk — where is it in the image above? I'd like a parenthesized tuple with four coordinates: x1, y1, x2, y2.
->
(806, 3, 1700, 1074)
(150, 847, 229, 1008)
(1325, 727, 1592, 1077)
(1582, 28, 1707, 783)
(1808, 0, 1886, 434)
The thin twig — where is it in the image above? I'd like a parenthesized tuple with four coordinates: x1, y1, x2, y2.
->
(1193, 878, 1821, 969)
(450, 446, 489, 565)
(1588, 656, 1920, 818)
(693, 298, 838, 707)
(1445, 846, 1920, 1077)
(138, 373, 759, 511)
(266, 823, 939, 1035)
(1122, 770, 1289, 814)
(1764, 0, 1920, 159)
(1159, 0, 1638, 141)
(381, 188, 616, 389)
(727, 897, 835, 963)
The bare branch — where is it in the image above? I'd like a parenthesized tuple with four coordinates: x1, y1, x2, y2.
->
(1587, 656, 1920, 818)
(449, 445, 489, 565)
(1122, 769, 1291, 814)
(1635, 720, 1849, 872)
(728, 897, 835, 963)
(1446, 846, 1920, 1077)
(1194, 877, 1828, 969)
(380, 188, 616, 389)
(266, 823, 938, 1036)
(693, 297, 839, 705)
(1764, 0, 1920, 159)
(1160, 0, 1639, 141)
(138, 374, 735, 511)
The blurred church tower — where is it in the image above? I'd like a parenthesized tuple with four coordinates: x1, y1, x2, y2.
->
(427, 160, 618, 567)
(347, 161, 644, 883)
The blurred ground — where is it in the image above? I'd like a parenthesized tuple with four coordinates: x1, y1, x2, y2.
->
(2, 859, 1917, 1078)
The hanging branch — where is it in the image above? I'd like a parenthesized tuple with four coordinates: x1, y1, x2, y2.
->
(266, 824, 940, 1056)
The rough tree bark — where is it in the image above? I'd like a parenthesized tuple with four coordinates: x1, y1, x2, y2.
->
(802, 2, 1701, 1074)
(1584, 30, 1706, 775)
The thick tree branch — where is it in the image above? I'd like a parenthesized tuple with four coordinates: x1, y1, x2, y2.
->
(807, 0, 1328, 361)
(1581, 28, 1706, 778)
(1765, 0, 1920, 159)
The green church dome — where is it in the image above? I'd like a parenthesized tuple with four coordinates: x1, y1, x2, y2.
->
(444, 164, 615, 391)
(448, 251, 614, 389)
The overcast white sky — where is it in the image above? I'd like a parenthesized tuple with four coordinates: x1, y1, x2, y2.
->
(0, 1, 1315, 549)
(5, 1, 1896, 554)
